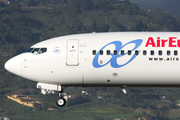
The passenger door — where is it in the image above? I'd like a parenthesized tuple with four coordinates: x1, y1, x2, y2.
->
(66, 39, 79, 66)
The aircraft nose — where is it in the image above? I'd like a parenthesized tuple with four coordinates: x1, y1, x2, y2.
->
(4, 55, 21, 76)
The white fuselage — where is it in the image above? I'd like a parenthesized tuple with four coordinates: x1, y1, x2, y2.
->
(5, 32, 180, 87)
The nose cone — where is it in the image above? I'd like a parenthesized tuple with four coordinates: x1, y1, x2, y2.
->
(4, 55, 21, 76)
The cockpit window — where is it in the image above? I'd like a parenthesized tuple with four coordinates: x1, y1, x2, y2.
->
(32, 48, 40, 54)
(27, 48, 34, 52)
(27, 47, 47, 54)
(39, 48, 47, 54)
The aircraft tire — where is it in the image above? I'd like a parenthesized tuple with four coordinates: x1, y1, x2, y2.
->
(56, 97, 66, 107)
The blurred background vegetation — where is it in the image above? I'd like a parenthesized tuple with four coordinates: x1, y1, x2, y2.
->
(1, 0, 180, 120)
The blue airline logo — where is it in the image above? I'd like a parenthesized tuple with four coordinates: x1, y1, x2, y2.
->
(93, 39, 143, 68)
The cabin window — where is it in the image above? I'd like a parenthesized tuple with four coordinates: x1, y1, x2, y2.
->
(128, 50, 131, 55)
(150, 50, 154, 55)
(159, 50, 162, 55)
(121, 50, 124, 55)
(107, 50, 110, 55)
(100, 50, 103, 55)
(167, 50, 171, 55)
(174, 50, 178, 56)
(114, 50, 117, 55)
(143, 50, 147, 55)
(92, 50, 96, 55)
(135, 50, 139, 55)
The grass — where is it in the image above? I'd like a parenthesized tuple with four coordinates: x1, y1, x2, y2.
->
(2, 87, 180, 120)
(0, 95, 138, 120)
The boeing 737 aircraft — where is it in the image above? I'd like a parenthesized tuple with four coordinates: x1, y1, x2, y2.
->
(4, 32, 180, 107)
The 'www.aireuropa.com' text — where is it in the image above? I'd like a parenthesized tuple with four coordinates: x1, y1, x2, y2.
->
(148, 57, 179, 61)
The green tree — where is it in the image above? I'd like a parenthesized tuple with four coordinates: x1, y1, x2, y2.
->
(68, 96, 90, 106)
(4, 3, 21, 14)
(147, 9, 177, 31)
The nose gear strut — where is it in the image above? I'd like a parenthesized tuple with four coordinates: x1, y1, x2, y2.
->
(56, 86, 66, 107)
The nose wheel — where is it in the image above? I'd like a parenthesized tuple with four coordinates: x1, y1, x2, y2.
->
(56, 97, 66, 107)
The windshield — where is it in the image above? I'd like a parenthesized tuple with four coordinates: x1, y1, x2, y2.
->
(26, 48, 47, 54)
(27, 48, 34, 52)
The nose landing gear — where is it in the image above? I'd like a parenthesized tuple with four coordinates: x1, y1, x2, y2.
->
(56, 87, 67, 107)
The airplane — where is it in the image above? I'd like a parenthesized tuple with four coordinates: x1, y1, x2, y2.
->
(4, 32, 180, 107)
